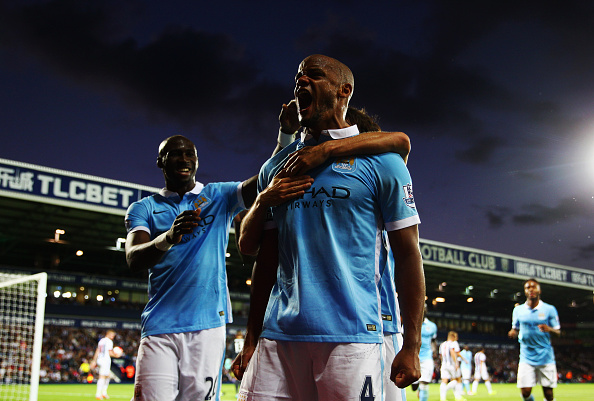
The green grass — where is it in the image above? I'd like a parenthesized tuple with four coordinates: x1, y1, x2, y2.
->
(13, 382, 591, 401)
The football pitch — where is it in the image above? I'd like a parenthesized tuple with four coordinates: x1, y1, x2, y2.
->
(28, 382, 594, 400)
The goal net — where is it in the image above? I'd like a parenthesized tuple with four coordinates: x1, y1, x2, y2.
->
(0, 272, 47, 401)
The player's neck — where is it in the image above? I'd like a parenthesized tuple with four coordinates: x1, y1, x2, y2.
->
(526, 297, 540, 309)
(166, 179, 196, 198)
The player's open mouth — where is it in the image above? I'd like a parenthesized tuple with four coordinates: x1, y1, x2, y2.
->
(296, 91, 312, 112)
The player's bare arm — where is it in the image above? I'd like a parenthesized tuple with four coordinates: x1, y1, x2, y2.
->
(387, 225, 425, 388)
(125, 209, 201, 272)
(508, 328, 519, 338)
(232, 229, 279, 379)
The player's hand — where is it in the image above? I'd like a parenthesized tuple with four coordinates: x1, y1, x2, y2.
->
(508, 328, 518, 338)
(279, 100, 299, 136)
(390, 347, 421, 388)
(257, 169, 313, 208)
(167, 209, 202, 243)
(282, 145, 331, 176)
(538, 324, 551, 333)
(231, 345, 256, 380)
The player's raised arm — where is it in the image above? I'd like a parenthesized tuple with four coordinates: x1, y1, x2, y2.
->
(278, 104, 411, 176)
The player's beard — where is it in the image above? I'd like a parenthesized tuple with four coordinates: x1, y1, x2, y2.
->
(299, 96, 335, 128)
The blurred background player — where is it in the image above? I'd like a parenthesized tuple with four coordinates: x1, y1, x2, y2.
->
(90, 329, 118, 400)
(439, 331, 466, 401)
(470, 346, 495, 395)
(459, 345, 473, 395)
(411, 305, 438, 401)
(508, 278, 560, 401)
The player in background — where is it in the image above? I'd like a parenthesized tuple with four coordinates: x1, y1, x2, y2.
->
(411, 305, 438, 401)
(508, 278, 560, 401)
(470, 347, 495, 395)
(90, 329, 117, 400)
(459, 345, 473, 395)
(439, 331, 467, 401)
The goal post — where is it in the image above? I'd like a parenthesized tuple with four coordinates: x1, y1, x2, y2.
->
(0, 272, 47, 401)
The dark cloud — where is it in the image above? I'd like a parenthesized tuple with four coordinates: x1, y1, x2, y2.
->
(0, 0, 284, 126)
(455, 136, 504, 164)
(512, 197, 591, 226)
(573, 243, 594, 263)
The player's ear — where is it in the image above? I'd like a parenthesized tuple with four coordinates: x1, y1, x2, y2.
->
(338, 83, 352, 99)
(156, 157, 163, 169)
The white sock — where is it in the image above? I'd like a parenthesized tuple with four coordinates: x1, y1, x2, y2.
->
(96, 378, 105, 397)
(455, 381, 463, 397)
(472, 380, 478, 393)
(485, 380, 492, 393)
(103, 377, 110, 395)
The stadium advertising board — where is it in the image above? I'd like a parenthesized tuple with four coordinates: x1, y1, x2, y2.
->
(420, 239, 594, 290)
(0, 158, 159, 215)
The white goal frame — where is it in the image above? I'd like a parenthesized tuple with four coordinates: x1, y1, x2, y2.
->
(0, 272, 47, 401)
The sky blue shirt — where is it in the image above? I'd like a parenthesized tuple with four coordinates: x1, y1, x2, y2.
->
(259, 126, 420, 343)
(380, 235, 401, 335)
(511, 300, 560, 365)
(419, 318, 438, 361)
(460, 349, 472, 371)
(125, 182, 244, 338)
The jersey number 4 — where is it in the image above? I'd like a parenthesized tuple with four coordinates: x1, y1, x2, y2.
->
(360, 375, 375, 401)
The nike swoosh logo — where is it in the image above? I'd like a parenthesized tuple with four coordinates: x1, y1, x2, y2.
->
(153, 210, 167, 214)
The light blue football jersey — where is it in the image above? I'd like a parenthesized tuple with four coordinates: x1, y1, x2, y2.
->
(125, 182, 244, 338)
(259, 127, 420, 343)
(511, 300, 560, 365)
(419, 318, 438, 362)
(380, 239, 401, 335)
(459, 349, 472, 371)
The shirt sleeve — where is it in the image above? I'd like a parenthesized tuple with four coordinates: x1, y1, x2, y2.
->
(374, 153, 421, 232)
(125, 200, 150, 234)
(549, 305, 561, 330)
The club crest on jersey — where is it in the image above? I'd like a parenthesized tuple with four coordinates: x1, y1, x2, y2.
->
(538, 312, 545, 320)
(403, 183, 416, 208)
(332, 157, 357, 173)
(193, 195, 210, 209)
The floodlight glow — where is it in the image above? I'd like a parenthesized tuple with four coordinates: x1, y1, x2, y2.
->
(54, 229, 65, 242)
(246, 279, 252, 286)
(53, 291, 61, 298)
(97, 295, 104, 301)
(435, 297, 445, 303)
(467, 297, 474, 303)
(76, 250, 83, 256)
(116, 237, 126, 250)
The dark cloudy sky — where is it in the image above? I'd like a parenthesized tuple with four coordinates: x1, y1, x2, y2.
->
(1, 0, 593, 270)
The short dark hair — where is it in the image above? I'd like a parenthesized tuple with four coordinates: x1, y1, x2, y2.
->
(346, 107, 380, 132)
(523, 278, 539, 287)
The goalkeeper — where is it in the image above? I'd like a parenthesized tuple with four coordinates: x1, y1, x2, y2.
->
(90, 329, 120, 400)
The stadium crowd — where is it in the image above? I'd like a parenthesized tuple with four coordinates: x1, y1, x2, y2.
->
(26, 326, 592, 384)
